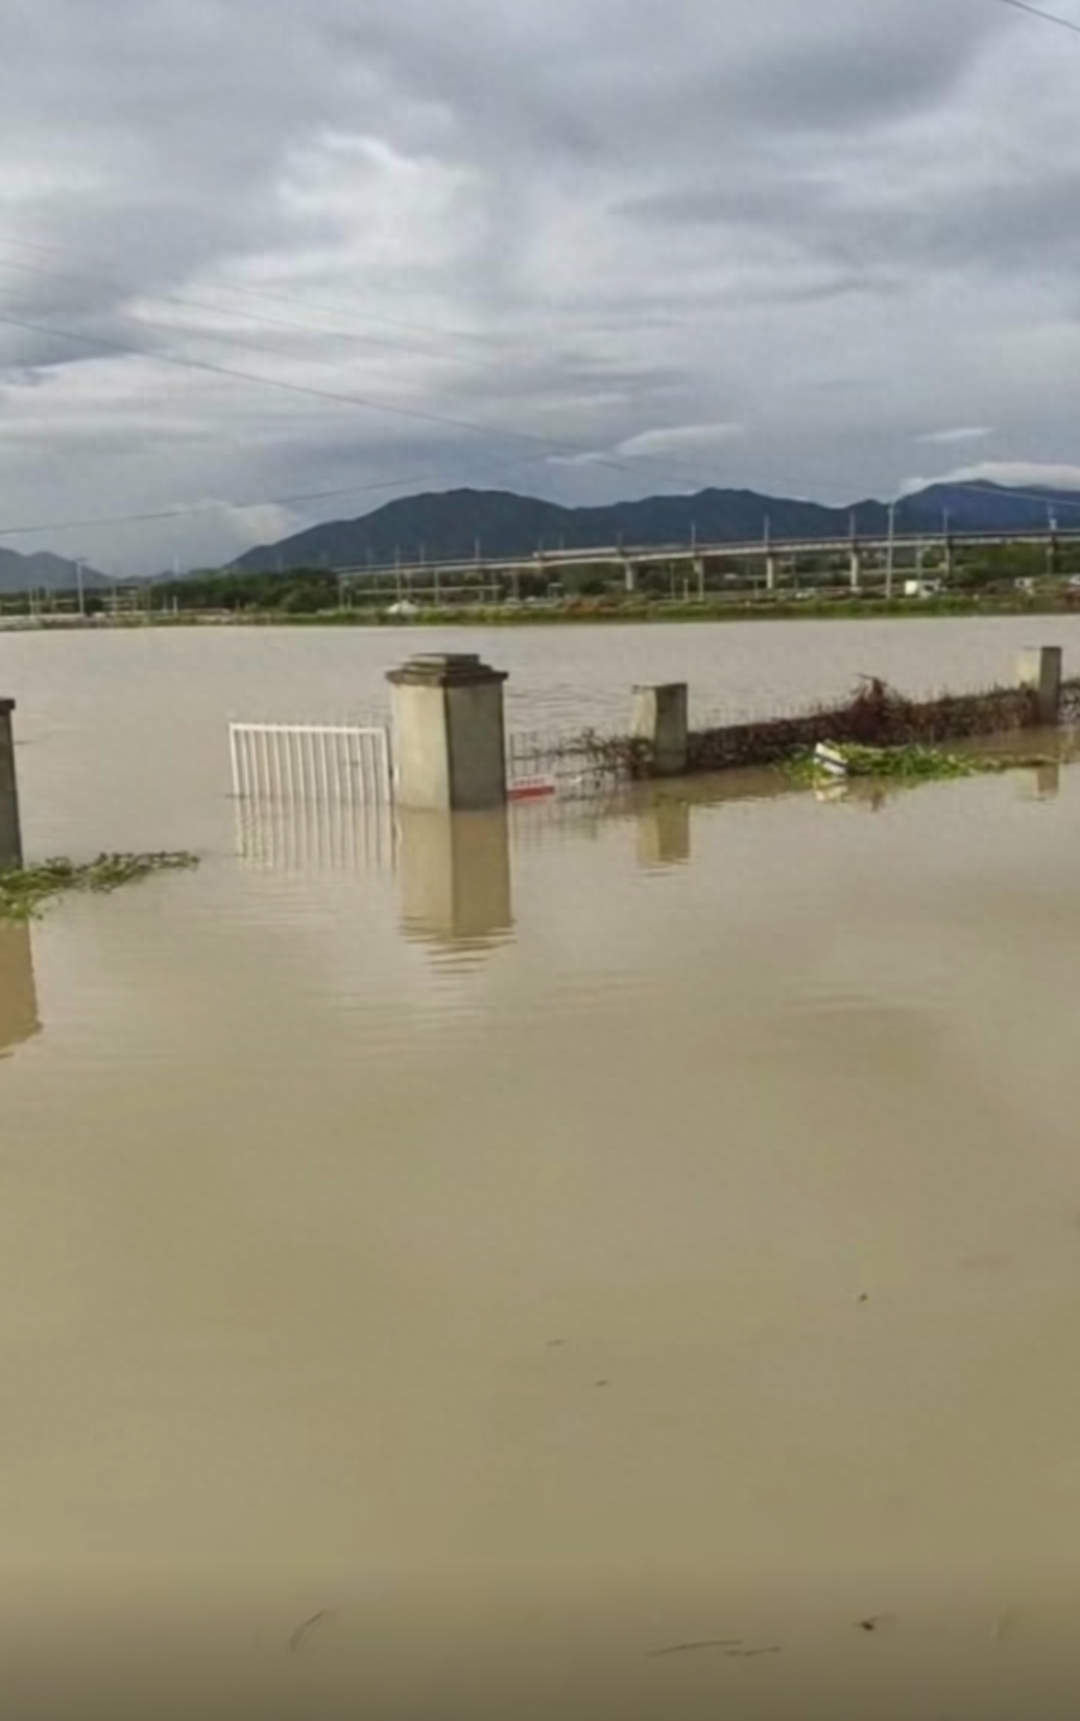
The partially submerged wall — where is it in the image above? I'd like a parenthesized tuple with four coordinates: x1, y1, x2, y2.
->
(684, 679, 1047, 775)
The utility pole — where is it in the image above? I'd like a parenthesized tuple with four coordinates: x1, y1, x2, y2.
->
(886, 502, 897, 600)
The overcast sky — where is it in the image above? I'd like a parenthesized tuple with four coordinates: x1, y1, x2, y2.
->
(1, 0, 1079, 574)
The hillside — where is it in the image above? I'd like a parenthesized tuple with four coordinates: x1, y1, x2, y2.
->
(0, 548, 109, 595)
(229, 481, 1080, 573)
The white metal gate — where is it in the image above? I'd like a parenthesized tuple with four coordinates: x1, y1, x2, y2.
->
(229, 722, 393, 806)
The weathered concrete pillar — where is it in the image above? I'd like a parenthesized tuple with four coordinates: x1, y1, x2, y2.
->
(693, 557, 705, 602)
(1017, 646, 1063, 725)
(849, 547, 862, 592)
(387, 653, 508, 811)
(633, 683, 688, 777)
(765, 554, 778, 593)
(622, 559, 636, 594)
(0, 699, 23, 870)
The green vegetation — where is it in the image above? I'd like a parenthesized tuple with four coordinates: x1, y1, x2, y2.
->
(788, 742, 1054, 786)
(0, 852, 199, 921)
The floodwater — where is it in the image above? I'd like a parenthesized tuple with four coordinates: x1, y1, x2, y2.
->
(3, 618, 1080, 1716)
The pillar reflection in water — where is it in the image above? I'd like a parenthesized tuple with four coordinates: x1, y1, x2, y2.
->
(398, 808, 513, 956)
(1035, 762, 1061, 800)
(0, 923, 40, 1060)
(635, 793, 692, 870)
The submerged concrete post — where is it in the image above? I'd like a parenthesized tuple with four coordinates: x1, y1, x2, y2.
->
(388, 653, 508, 811)
(633, 683, 688, 777)
(1017, 646, 1063, 725)
(0, 699, 23, 870)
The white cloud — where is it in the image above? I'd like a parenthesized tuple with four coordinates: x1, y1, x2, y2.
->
(614, 423, 745, 459)
(914, 426, 993, 446)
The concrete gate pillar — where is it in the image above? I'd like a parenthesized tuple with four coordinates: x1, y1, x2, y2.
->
(387, 653, 509, 811)
(1017, 646, 1063, 724)
(0, 700, 23, 870)
(633, 683, 688, 777)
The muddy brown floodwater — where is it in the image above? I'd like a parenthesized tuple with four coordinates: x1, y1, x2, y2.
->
(3, 619, 1080, 1716)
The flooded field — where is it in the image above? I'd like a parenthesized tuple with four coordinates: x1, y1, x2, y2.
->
(3, 618, 1080, 1715)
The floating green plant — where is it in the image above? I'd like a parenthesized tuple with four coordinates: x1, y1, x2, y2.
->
(787, 743, 1055, 785)
(0, 852, 199, 921)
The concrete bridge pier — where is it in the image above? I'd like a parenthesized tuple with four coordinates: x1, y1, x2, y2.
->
(765, 554, 778, 593)
(622, 559, 637, 594)
(849, 546, 862, 591)
(0, 700, 23, 871)
(694, 557, 705, 603)
(388, 653, 509, 811)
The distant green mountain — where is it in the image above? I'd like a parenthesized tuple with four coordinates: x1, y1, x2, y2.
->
(229, 480, 1080, 573)
(0, 548, 109, 595)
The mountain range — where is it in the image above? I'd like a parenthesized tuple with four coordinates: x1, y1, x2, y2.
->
(1, 479, 1077, 590)
(229, 480, 1080, 573)
(0, 548, 109, 596)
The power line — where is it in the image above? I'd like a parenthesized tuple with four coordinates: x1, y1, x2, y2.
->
(995, 0, 1080, 36)
(0, 236, 984, 506)
(0, 303, 741, 496)
(0, 306, 549, 444)
(0, 453, 544, 542)
(0, 232, 763, 493)
(0, 231, 507, 352)
(0, 250, 490, 366)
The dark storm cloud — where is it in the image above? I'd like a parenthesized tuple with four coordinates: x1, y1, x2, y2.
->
(0, 0, 1076, 574)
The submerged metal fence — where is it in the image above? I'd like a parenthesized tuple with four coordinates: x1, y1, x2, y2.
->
(506, 728, 628, 801)
(229, 722, 393, 807)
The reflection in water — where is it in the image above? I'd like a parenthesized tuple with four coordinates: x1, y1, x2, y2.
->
(235, 798, 395, 874)
(635, 794, 691, 869)
(398, 808, 513, 957)
(1036, 761, 1062, 799)
(0, 923, 39, 1059)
